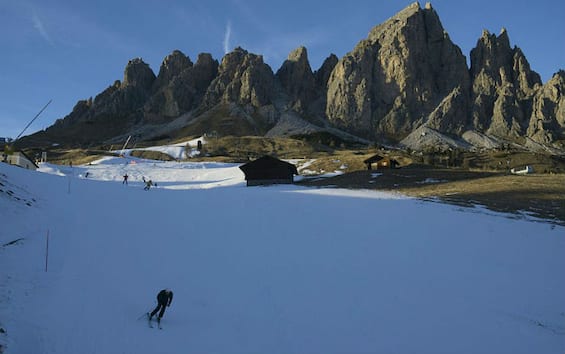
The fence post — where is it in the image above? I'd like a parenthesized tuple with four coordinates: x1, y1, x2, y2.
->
(45, 230, 49, 272)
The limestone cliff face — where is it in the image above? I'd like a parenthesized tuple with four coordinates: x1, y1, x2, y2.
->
(314, 54, 338, 89)
(45, 58, 158, 144)
(153, 50, 193, 91)
(57, 58, 156, 128)
(527, 71, 565, 143)
(470, 29, 542, 138)
(28, 2, 564, 149)
(273, 48, 338, 125)
(122, 58, 156, 91)
(204, 47, 275, 108)
(276, 46, 317, 113)
(146, 52, 218, 119)
(326, 2, 470, 141)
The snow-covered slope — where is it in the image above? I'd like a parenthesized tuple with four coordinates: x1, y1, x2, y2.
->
(119, 137, 207, 160)
(1, 158, 564, 354)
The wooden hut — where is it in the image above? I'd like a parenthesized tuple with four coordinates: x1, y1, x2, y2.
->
(239, 155, 298, 186)
(363, 154, 399, 170)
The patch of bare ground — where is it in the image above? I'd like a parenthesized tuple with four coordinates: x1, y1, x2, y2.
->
(298, 166, 565, 226)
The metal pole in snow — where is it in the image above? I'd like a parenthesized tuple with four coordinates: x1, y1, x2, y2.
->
(120, 135, 132, 156)
(68, 166, 72, 194)
(45, 230, 49, 272)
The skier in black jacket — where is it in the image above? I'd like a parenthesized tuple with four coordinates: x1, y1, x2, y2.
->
(149, 289, 173, 323)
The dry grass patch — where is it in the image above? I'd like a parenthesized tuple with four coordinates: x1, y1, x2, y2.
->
(27, 149, 118, 165)
(299, 166, 565, 225)
(298, 150, 412, 175)
(399, 174, 565, 224)
(201, 136, 330, 161)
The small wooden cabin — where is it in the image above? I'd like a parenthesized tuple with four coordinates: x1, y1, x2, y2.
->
(239, 155, 298, 186)
(363, 154, 399, 170)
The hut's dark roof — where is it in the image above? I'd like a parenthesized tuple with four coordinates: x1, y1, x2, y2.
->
(363, 154, 384, 164)
(239, 155, 298, 177)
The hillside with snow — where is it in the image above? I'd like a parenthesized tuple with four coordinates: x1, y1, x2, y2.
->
(1, 153, 564, 354)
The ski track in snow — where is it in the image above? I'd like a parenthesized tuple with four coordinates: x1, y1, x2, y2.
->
(1, 155, 564, 354)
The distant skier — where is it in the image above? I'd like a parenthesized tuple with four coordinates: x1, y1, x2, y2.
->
(123, 173, 129, 185)
(144, 179, 153, 190)
(148, 289, 173, 324)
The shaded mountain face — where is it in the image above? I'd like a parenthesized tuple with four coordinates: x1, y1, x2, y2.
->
(145, 52, 218, 120)
(276, 46, 317, 113)
(203, 47, 275, 108)
(21, 2, 563, 150)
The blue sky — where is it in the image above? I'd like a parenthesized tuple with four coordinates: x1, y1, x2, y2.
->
(1, 0, 563, 139)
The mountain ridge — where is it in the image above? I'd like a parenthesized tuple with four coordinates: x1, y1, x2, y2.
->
(18, 2, 564, 152)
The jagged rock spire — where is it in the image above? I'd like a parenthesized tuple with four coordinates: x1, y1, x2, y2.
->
(154, 50, 193, 90)
(204, 47, 274, 108)
(20, 1, 564, 149)
(122, 58, 156, 91)
(276, 46, 317, 112)
(527, 70, 565, 143)
(470, 28, 542, 136)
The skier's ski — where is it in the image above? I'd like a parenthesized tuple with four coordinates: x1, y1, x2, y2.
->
(147, 313, 154, 328)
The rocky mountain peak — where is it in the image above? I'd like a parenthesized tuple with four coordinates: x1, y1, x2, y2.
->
(497, 28, 511, 49)
(470, 27, 543, 136)
(287, 46, 308, 62)
(219, 47, 249, 73)
(327, 1, 470, 141)
(154, 50, 193, 89)
(314, 54, 338, 88)
(21, 2, 563, 151)
(276, 46, 316, 112)
(204, 47, 274, 108)
(190, 53, 219, 91)
(471, 29, 513, 83)
(122, 58, 156, 91)
(195, 53, 215, 67)
(314, 53, 339, 88)
(527, 70, 565, 143)
(143, 52, 218, 120)
(367, 2, 421, 43)
(512, 48, 542, 97)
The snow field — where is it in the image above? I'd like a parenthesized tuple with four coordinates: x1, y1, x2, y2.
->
(0, 159, 564, 354)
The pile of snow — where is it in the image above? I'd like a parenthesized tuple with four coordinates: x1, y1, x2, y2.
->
(1, 157, 564, 354)
(47, 155, 244, 190)
(295, 159, 318, 176)
(120, 137, 207, 160)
